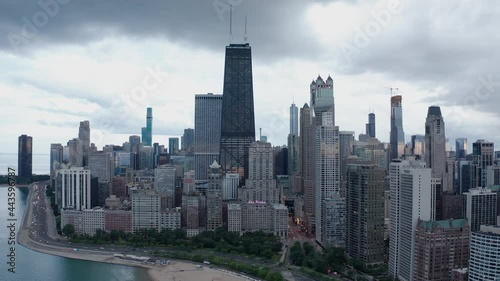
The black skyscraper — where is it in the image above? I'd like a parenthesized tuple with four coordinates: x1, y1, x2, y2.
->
(18, 134, 32, 178)
(219, 43, 255, 180)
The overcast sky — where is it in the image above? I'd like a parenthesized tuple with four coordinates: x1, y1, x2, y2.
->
(1, 0, 499, 157)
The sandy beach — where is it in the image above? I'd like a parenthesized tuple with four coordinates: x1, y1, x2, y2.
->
(16, 183, 257, 281)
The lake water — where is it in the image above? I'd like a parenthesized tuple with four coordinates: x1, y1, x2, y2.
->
(0, 153, 50, 175)
(0, 186, 151, 281)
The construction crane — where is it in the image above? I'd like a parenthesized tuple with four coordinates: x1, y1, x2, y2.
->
(380, 86, 399, 96)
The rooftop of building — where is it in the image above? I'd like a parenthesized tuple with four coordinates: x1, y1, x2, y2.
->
(465, 187, 494, 194)
(486, 185, 500, 192)
(418, 219, 468, 232)
(479, 225, 500, 235)
(228, 203, 241, 210)
(427, 106, 442, 117)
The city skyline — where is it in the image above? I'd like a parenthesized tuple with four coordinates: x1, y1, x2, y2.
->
(3, 2, 500, 281)
(2, 1, 500, 156)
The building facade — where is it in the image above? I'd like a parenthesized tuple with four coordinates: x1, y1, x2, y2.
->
(141, 107, 153, 147)
(219, 43, 256, 180)
(463, 187, 498, 232)
(315, 111, 340, 244)
(346, 164, 385, 264)
(469, 225, 500, 281)
(413, 219, 470, 281)
(389, 159, 433, 281)
(194, 93, 222, 180)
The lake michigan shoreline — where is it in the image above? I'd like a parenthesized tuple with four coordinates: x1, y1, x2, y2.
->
(12, 184, 250, 281)
(12, 184, 159, 281)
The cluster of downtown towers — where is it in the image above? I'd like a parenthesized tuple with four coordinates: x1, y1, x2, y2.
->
(17, 42, 500, 281)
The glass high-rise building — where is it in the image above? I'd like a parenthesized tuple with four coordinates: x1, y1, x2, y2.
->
(365, 113, 376, 138)
(181, 128, 194, 153)
(455, 138, 467, 159)
(472, 139, 494, 188)
(141, 107, 153, 146)
(78, 120, 90, 166)
(290, 103, 298, 136)
(195, 93, 222, 181)
(168, 138, 179, 156)
(219, 43, 256, 180)
(288, 102, 299, 177)
(18, 134, 33, 178)
(390, 95, 405, 161)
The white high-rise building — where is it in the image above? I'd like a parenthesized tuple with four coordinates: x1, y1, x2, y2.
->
(463, 187, 498, 232)
(389, 159, 432, 281)
(59, 167, 92, 211)
(469, 225, 500, 281)
(315, 112, 340, 244)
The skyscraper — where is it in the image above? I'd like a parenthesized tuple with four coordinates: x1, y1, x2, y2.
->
(425, 106, 448, 191)
(455, 138, 467, 159)
(315, 111, 340, 244)
(310, 75, 335, 126)
(366, 112, 376, 138)
(18, 134, 32, 178)
(154, 165, 176, 208)
(390, 95, 405, 161)
(411, 135, 425, 158)
(463, 187, 497, 232)
(194, 93, 222, 180)
(219, 43, 256, 180)
(50, 143, 63, 187)
(68, 138, 84, 167)
(300, 104, 315, 232)
(389, 159, 432, 281)
(240, 141, 278, 204)
(288, 102, 299, 177)
(141, 107, 153, 146)
(206, 160, 223, 230)
(181, 128, 194, 153)
(58, 167, 91, 211)
(472, 139, 494, 188)
(78, 120, 90, 166)
(346, 164, 385, 264)
(290, 103, 298, 136)
(168, 137, 179, 156)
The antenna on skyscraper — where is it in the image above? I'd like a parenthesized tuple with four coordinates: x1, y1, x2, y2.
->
(229, 4, 233, 43)
(244, 15, 248, 42)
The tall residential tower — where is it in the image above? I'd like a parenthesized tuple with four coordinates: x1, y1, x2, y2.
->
(141, 107, 153, 146)
(18, 134, 33, 178)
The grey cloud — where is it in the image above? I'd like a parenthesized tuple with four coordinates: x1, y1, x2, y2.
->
(0, 0, 340, 60)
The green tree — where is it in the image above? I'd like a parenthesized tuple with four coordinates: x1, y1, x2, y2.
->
(62, 224, 75, 236)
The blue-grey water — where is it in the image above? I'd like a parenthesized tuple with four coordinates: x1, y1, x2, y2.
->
(0, 186, 151, 281)
(0, 153, 50, 175)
